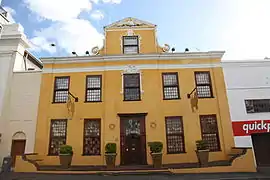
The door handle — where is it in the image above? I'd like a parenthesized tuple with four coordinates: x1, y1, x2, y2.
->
(132, 147, 135, 151)
(126, 148, 129, 151)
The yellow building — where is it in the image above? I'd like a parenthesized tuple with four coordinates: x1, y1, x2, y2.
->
(34, 17, 237, 167)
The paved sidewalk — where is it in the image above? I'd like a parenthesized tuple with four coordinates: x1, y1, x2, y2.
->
(1, 172, 270, 180)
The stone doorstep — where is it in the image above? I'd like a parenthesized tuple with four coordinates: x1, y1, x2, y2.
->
(37, 160, 231, 172)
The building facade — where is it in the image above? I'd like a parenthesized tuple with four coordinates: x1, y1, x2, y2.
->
(35, 17, 235, 166)
(224, 60, 270, 168)
(0, 6, 43, 167)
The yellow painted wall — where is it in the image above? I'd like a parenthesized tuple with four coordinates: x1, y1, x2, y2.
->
(105, 29, 158, 55)
(34, 19, 235, 167)
(35, 65, 234, 165)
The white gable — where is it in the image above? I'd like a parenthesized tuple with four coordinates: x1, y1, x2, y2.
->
(105, 17, 156, 29)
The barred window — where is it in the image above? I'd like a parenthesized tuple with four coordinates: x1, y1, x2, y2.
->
(245, 99, 270, 113)
(53, 77, 70, 103)
(48, 120, 67, 155)
(200, 115, 220, 152)
(165, 117, 185, 154)
(85, 75, 102, 102)
(83, 119, 101, 155)
(124, 73, 140, 101)
(123, 36, 139, 54)
(195, 72, 213, 98)
(162, 73, 180, 100)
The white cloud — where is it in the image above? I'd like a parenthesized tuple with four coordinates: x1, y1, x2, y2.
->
(23, 0, 123, 55)
(31, 19, 104, 55)
(23, 0, 93, 21)
(90, 10, 104, 20)
(30, 36, 56, 54)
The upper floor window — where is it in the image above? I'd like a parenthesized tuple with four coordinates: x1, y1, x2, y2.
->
(123, 36, 139, 54)
(123, 73, 140, 101)
(162, 72, 180, 100)
(195, 72, 213, 98)
(245, 99, 270, 113)
(85, 75, 102, 102)
(53, 76, 70, 103)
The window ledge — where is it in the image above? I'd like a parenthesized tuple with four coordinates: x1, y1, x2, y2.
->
(167, 152, 186, 154)
(82, 154, 101, 156)
(52, 102, 67, 104)
(163, 98, 181, 100)
(84, 101, 102, 103)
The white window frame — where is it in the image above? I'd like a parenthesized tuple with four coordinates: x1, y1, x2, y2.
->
(120, 65, 143, 94)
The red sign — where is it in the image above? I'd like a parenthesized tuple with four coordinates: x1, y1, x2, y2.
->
(232, 120, 270, 136)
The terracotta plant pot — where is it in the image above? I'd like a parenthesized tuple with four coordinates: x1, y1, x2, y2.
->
(105, 153, 117, 169)
(151, 152, 163, 168)
(59, 154, 73, 169)
(196, 149, 209, 167)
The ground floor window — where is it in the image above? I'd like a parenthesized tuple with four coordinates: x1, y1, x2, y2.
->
(200, 115, 221, 151)
(48, 119, 67, 155)
(165, 116, 185, 153)
(83, 119, 101, 155)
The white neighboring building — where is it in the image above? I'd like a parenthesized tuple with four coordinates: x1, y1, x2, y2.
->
(0, 6, 43, 167)
(223, 59, 270, 168)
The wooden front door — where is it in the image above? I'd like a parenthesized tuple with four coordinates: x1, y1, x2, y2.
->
(120, 114, 147, 165)
(11, 140, 26, 167)
(252, 133, 270, 167)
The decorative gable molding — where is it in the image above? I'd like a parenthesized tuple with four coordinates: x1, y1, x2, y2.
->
(123, 65, 141, 74)
(105, 17, 156, 30)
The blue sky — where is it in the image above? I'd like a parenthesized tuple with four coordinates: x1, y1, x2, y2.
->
(1, 0, 270, 60)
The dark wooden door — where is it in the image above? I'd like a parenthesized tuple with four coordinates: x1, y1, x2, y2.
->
(11, 140, 26, 167)
(120, 114, 147, 165)
(252, 133, 270, 167)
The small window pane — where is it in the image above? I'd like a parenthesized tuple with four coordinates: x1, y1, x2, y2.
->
(87, 77, 101, 88)
(124, 36, 138, 45)
(195, 73, 210, 84)
(124, 88, 140, 101)
(124, 74, 140, 87)
(163, 74, 178, 86)
(56, 78, 69, 89)
(197, 86, 211, 98)
(164, 87, 179, 99)
(124, 46, 138, 54)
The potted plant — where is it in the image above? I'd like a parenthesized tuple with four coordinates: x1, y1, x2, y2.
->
(148, 141, 163, 168)
(59, 145, 73, 169)
(105, 143, 117, 169)
(195, 140, 209, 167)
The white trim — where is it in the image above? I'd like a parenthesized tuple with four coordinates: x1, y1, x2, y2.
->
(222, 61, 270, 68)
(106, 28, 155, 31)
(120, 65, 144, 94)
(104, 17, 156, 29)
(43, 63, 221, 74)
(41, 51, 225, 64)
